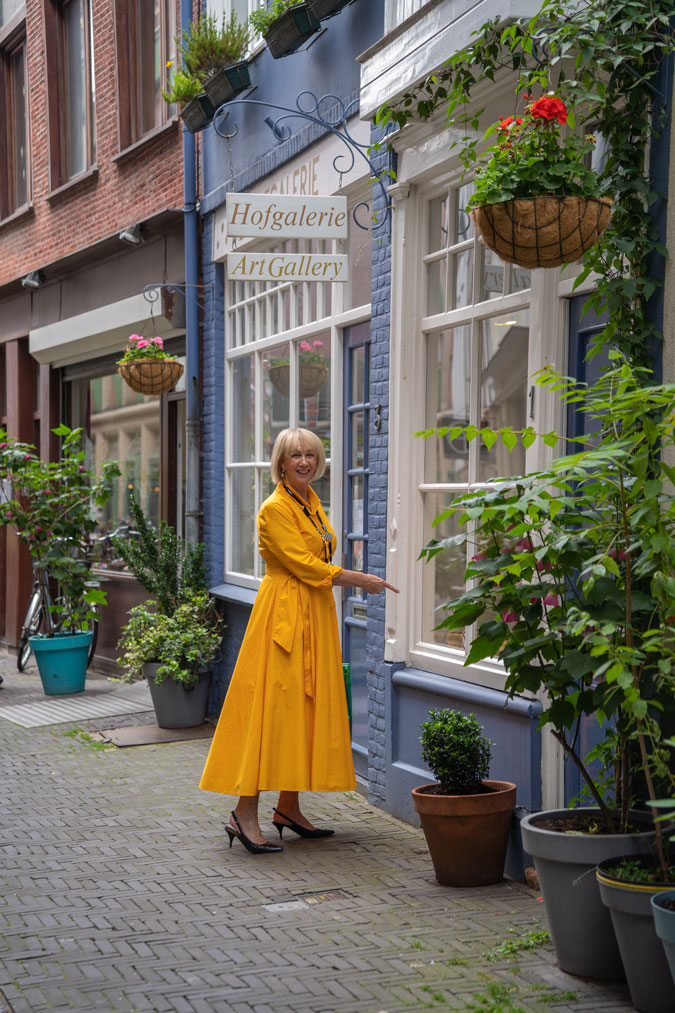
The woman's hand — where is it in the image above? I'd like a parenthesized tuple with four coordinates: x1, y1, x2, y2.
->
(334, 570, 400, 594)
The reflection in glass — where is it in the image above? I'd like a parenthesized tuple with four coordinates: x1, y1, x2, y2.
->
(232, 356, 255, 462)
(299, 332, 330, 460)
(231, 469, 255, 575)
(428, 195, 449, 252)
(427, 258, 445, 315)
(423, 496, 465, 649)
(347, 623, 368, 748)
(348, 228, 371, 310)
(456, 183, 475, 242)
(311, 466, 330, 518)
(482, 246, 504, 301)
(453, 248, 473, 309)
(65, 0, 87, 178)
(352, 344, 365, 404)
(511, 265, 531, 293)
(479, 310, 529, 481)
(425, 327, 472, 485)
(351, 410, 364, 467)
(351, 473, 364, 533)
(263, 342, 289, 461)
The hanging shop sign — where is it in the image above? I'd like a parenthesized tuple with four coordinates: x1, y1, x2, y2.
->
(226, 193, 348, 239)
(227, 251, 348, 282)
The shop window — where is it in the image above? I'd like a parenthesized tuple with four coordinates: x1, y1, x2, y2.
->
(0, 7, 29, 218)
(114, 0, 177, 149)
(415, 182, 531, 661)
(224, 217, 368, 586)
(44, 0, 97, 188)
(0, 344, 6, 424)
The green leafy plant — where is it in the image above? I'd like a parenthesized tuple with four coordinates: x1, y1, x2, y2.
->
(0, 425, 119, 633)
(466, 94, 604, 208)
(420, 708, 491, 795)
(177, 11, 249, 80)
(249, 0, 304, 36)
(118, 335, 179, 365)
(375, 0, 675, 364)
(419, 355, 675, 876)
(117, 592, 225, 687)
(161, 67, 203, 106)
(111, 494, 207, 617)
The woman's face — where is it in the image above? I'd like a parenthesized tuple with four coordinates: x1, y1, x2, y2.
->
(282, 442, 317, 489)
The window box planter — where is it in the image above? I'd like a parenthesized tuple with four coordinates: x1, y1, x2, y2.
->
(118, 359, 184, 396)
(306, 0, 353, 19)
(264, 4, 320, 59)
(204, 60, 251, 109)
(471, 195, 612, 269)
(179, 93, 216, 134)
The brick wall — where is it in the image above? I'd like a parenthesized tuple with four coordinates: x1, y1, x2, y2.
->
(0, 0, 187, 286)
(365, 126, 396, 807)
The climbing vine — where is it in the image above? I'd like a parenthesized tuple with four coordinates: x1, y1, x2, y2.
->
(375, 0, 675, 365)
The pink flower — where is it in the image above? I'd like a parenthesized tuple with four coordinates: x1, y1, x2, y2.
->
(536, 559, 551, 572)
(129, 334, 141, 342)
(313, 339, 324, 348)
(300, 341, 312, 351)
(472, 552, 487, 562)
(502, 610, 518, 624)
(543, 593, 559, 608)
(24, 454, 31, 461)
(79, 466, 85, 472)
(137, 339, 150, 349)
(0, 442, 7, 449)
(152, 337, 164, 347)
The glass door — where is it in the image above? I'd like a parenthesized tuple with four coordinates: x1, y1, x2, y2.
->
(342, 322, 370, 778)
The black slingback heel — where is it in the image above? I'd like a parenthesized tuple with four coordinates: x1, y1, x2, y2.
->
(226, 812, 283, 854)
(272, 807, 335, 839)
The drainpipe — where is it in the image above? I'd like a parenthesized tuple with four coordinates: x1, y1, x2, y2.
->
(181, 0, 200, 546)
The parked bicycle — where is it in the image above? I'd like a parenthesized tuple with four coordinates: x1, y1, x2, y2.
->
(17, 563, 100, 672)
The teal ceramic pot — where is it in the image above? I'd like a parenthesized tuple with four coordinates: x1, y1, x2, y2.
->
(29, 631, 92, 695)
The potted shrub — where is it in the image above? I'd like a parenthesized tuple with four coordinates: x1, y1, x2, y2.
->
(249, 1, 319, 60)
(176, 11, 251, 110)
(0, 425, 119, 694)
(465, 94, 611, 268)
(419, 355, 675, 974)
(117, 334, 184, 396)
(268, 339, 328, 399)
(117, 592, 224, 729)
(412, 708, 516, 887)
(162, 66, 214, 134)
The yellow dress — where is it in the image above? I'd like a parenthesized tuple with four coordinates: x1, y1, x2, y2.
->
(199, 482, 356, 796)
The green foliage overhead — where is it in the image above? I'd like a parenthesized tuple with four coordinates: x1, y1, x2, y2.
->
(0, 425, 119, 633)
(249, 0, 304, 36)
(375, 0, 675, 364)
(111, 494, 207, 617)
(420, 708, 492, 795)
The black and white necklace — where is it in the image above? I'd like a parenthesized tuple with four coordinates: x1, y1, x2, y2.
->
(282, 481, 333, 563)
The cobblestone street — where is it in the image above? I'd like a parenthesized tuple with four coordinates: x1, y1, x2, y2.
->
(0, 651, 634, 1012)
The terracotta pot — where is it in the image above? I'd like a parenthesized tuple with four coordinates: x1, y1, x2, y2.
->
(118, 359, 184, 396)
(471, 195, 612, 269)
(412, 780, 516, 887)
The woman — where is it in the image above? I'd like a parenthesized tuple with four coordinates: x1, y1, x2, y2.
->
(200, 427, 398, 853)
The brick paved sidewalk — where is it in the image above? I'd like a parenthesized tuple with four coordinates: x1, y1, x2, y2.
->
(0, 650, 634, 1013)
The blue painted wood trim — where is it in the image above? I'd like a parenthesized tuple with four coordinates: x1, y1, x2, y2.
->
(392, 668, 543, 720)
(209, 583, 257, 607)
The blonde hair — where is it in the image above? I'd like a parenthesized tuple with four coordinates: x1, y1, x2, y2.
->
(270, 428, 327, 484)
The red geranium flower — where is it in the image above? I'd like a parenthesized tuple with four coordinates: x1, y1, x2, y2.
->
(529, 96, 568, 125)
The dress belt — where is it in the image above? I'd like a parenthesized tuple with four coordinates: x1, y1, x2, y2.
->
(265, 562, 315, 699)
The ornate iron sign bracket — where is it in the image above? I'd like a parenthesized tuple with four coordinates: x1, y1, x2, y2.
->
(212, 91, 393, 231)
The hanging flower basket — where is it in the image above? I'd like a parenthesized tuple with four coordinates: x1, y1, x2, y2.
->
(471, 195, 612, 269)
(268, 362, 328, 399)
(118, 359, 185, 396)
(264, 4, 320, 59)
(204, 61, 251, 109)
(306, 0, 353, 19)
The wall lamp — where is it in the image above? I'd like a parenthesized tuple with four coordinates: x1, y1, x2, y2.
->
(21, 270, 46, 290)
(118, 223, 147, 246)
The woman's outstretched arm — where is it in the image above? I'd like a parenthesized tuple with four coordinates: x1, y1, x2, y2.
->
(333, 570, 399, 594)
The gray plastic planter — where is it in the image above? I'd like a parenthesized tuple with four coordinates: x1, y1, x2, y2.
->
(652, 890, 675, 988)
(521, 808, 657, 978)
(597, 860, 674, 1012)
(143, 664, 210, 728)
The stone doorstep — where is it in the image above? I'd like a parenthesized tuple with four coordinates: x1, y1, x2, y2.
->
(91, 722, 215, 747)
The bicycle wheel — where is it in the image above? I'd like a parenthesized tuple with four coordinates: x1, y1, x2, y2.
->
(87, 612, 99, 668)
(17, 590, 43, 671)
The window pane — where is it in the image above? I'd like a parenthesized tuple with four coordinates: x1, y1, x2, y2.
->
(347, 228, 371, 310)
(11, 45, 27, 209)
(64, 0, 87, 177)
(231, 356, 255, 462)
(510, 265, 531, 294)
(428, 195, 448, 252)
(231, 469, 255, 575)
(455, 183, 475, 243)
(481, 246, 505, 302)
(452, 248, 473, 309)
(298, 333, 330, 457)
(422, 495, 465, 650)
(426, 257, 445, 315)
(425, 327, 472, 485)
(263, 343, 290, 461)
(137, 0, 162, 135)
(479, 310, 529, 481)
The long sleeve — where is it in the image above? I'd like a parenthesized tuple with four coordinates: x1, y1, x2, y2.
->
(258, 499, 342, 588)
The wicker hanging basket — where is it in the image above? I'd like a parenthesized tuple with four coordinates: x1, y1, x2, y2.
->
(118, 358, 184, 396)
(268, 362, 328, 399)
(471, 195, 612, 269)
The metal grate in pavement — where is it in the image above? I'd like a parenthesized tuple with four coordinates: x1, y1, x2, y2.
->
(0, 680, 153, 728)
